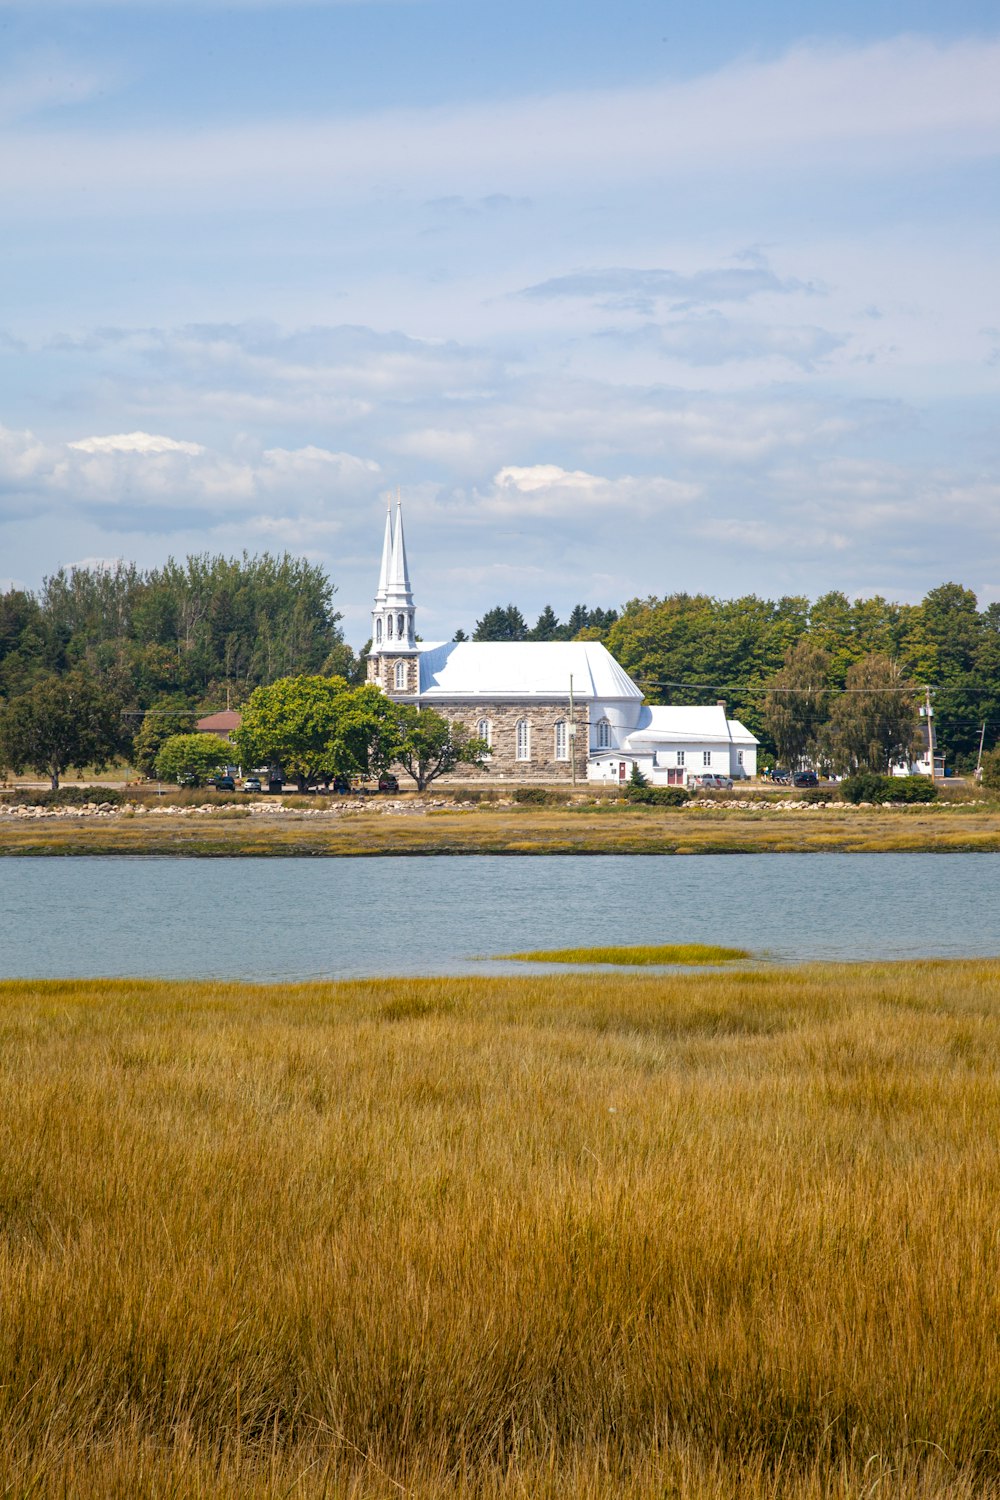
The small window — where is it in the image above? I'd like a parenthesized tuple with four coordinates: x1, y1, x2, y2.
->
(676, 750, 685, 767)
(375, 618, 382, 643)
(737, 749, 744, 765)
(386, 615, 393, 639)
(554, 720, 568, 760)
(596, 717, 611, 750)
(394, 662, 406, 690)
(516, 720, 530, 761)
(397, 613, 404, 639)
(477, 718, 492, 749)
(703, 750, 711, 766)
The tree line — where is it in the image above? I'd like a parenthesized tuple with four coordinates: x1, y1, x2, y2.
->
(472, 582, 1000, 769)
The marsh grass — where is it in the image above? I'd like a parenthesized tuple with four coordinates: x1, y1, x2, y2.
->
(503, 942, 751, 965)
(4, 962, 1000, 1495)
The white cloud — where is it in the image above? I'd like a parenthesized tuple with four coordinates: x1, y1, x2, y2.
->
(4, 37, 1000, 212)
(0, 424, 382, 527)
(424, 463, 700, 521)
(70, 431, 205, 456)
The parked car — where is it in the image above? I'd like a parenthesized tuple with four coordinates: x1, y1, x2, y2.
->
(378, 773, 399, 793)
(242, 776, 261, 793)
(332, 775, 352, 794)
(792, 770, 819, 788)
(211, 775, 236, 792)
(692, 773, 733, 790)
(771, 768, 791, 784)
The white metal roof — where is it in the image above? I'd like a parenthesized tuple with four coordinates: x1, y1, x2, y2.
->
(416, 640, 644, 701)
(622, 704, 759, 746)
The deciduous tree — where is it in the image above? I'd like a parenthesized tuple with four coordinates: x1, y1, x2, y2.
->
(823, 655, 920, 774)
(392, 708, 489, 791)
(0, 670, 128, 789)
(762, 642, 831, 770)
(154, 734, 234, 787)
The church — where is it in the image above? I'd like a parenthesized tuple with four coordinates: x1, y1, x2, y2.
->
(366, 503, 758, 784)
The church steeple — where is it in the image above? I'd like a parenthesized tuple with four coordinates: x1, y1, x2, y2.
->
(370, 495, 416, 656)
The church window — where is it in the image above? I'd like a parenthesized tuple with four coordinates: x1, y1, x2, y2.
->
(596, 717, 612, 750)
(516, 720, 530, 761)
(394, 662, 407, 691)
(477, 718, 492, 749)
(375, 618, 382, 644)
(398, 613, 405, 639)
(703, 750, 712, 766)
(554, 720, 568, 760)
(387, 615, 393, 639)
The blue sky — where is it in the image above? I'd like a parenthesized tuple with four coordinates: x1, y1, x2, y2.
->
(2, 0, 1000, 644)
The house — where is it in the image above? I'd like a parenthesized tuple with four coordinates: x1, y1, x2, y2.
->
(195, 709, 242, 741)
(367, 503, 759, 782)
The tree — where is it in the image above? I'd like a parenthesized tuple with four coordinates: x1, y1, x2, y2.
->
(0, 670, 128, 789)
(473, 604, 528, 641)
(233, 675, 349, 790)
(452, 628, 468, 642)
(392, 708, 489, 791)
(528, 605, 561, 641)
(132, 697, 197, 778)
(762, 642, 831, 769)
(327, 684, 406, 778)
(822, 655, 920, 774)
(154, 734, 233, 787)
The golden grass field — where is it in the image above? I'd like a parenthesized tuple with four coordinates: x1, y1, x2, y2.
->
(4, 801, 1000, 856)
(5, 962, 1000, 1496)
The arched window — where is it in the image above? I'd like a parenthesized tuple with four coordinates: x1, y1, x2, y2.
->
(477, 718, 492, 749)
(554, 720, 568, 760)
(397, 613, 404, 639)
(516, 720, 530, 761)
(375, 618, 382, 643)
(387, 615, 393, 639)
(394, 662, 407, 690)
(596, 717, 612, 750)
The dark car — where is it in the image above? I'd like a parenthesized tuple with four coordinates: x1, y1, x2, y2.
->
(332, 775, 352, 794)
(378, 773, 399, 793)
(792, 770, 819, 788)
(771, 768, 791, 785)
(212, 775, 236, 792)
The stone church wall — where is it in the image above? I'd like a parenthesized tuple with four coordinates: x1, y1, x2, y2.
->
(430, 700, 590, 782)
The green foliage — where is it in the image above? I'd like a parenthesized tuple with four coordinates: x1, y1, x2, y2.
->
(513, 786, 556, 805)
(0, 669, 130, 789)
(841, 773, 938, 804)
(154, 734, 233, 787)
(234, 675, 350, 789)
(473, 604, 528, 641)
(763, 641, 831, 769)
(625, 784, 690, 806)
(392, 708, 490, 791)
(823, 656, 920, 774)
(628, 761, 648, 789)
(4, 785, 124, 808)
(131, 698, 197, 777)
(980, 748, 1000, 791)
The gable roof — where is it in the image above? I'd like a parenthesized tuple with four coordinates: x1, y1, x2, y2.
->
(196, 709, 242, 734)
(416, 641, 643, 701)
(623, 704, 759, 746)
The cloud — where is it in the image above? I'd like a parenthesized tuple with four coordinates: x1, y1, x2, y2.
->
(4, 36, 1000, 211)
(519, 264, 813, 313)
(69, 431, 205, 456)
(606, 314, 844, 369)
(423, 463, 700, 521)
(0, 424, 382, 529)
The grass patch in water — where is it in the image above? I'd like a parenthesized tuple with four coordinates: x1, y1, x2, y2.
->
(502, 942, 751, 965)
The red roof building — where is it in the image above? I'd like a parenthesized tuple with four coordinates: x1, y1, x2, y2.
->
(195, 709, 242, 738)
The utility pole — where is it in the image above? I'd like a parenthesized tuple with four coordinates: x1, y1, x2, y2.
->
(568, 674, 576, 787)
(924, 685, 936, 781)
(976, 720, 987, 781)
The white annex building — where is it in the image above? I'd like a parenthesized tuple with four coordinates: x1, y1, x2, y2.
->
(367, 503, 758, 784)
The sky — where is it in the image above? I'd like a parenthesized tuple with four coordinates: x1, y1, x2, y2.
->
(2, 0, 999, 646)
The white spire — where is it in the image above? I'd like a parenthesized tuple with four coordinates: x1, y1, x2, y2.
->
(370, 495, 416, 655)
(386, 500, 413, 603)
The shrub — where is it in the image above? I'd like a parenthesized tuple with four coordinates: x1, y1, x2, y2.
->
(625, 785, 689, 807)
(980, 748, 1000, 791)
(6, 785, 124, 808)
(841, 773, 937, 804)
(513, 787, 555, 805)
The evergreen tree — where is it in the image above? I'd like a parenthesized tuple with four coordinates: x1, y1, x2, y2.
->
(528, 606, 561, 641)
(473, 605, 528, 641)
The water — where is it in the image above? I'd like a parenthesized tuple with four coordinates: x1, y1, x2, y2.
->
(0, 854, 995, 981)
